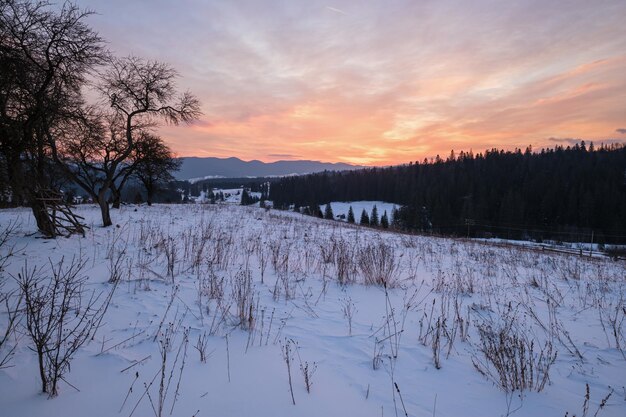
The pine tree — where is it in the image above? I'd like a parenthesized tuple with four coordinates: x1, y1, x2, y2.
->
(380, 210, 389, 228)
(308, 204, 323, 218)
(391, 207, 401, 228)
(347, 206, 355, 223)
(370, 205, 379, 226)
(360, 209, 370, 226)
(324, 203, 334, 219)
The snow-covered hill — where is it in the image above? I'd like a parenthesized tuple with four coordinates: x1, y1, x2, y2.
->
(0, 204, 624, 417)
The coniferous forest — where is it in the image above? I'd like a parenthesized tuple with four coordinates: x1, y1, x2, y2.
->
(270, 143, 626, 244)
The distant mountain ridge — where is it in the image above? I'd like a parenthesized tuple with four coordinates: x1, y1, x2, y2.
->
(175, 157, 364, 180)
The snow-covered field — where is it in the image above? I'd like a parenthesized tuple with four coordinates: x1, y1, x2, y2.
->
(0, 204, 625, 417)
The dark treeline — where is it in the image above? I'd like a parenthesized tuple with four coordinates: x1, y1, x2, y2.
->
(270, 143, 626, 244)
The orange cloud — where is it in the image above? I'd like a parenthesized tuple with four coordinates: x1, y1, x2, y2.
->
(85, 0, 626, 165)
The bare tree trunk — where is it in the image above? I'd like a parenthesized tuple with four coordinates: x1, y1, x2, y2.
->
(31, 128, 57, 236)
(4, 153, 25, 206)
(111, 185, 121, 209)
(30, 195, 56, 237)
(143, 178, 155, 206)
(37, 347, 47, 394)
(97, 189, 112, 227)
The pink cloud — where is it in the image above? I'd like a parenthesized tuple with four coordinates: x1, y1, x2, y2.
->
(77, 0, 626, 165)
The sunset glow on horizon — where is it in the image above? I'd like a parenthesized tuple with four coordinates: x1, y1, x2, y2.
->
(77, 0, 626, 166)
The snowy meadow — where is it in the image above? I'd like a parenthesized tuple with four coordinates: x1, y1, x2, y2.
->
(0, 204, 625, 417)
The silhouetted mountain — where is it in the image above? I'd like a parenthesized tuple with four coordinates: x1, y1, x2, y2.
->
(175, 157, 363, 180)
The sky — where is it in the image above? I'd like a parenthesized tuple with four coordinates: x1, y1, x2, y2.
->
(75, 0, 626, 166)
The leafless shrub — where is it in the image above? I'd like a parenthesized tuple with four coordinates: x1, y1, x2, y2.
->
(245, 298, 262, 352)
(418, 298, 451, 369)
(281, 338, 296, 405)
(195, 267, 230, 336)
(529, 275, 541, 289)
(319, 242, 334, 265)
(161, 236, 178, 281)
(105, 224, 129, 261)
(358, 242, 399, 287)
(108, 245, 128, 284)
(190, 237, 207, 274)
(0, 289, 22, 369)
(1, 222, 22, 368)
(241, 238, 256, 271)
(270, 245, 294, 301)
(297, 361, 315, 395)
(431, 316, 443, 369)
(136, 219, 163, 250)
(0, 219, 19, 274)
(287, 339, 317, 394)
(198, 269, 225, 301)
(472, 305, 557, 393)
(454, 296, 471, 343)
(263, 308, 276, 346)
(204, 298, 230, 336)
(180, 229, 194, 265)
(560, 258, 583, 281)
(256, 242, 269, 284)
(524, 297, 583, 362)
(370, 284, 404, 367)
(17, 257, 116, 397)
(153, 286, 179, 342)
(180, 224, 211, 274)
(194, 331, 209, 363)
(127, 325, 190, 417)
(270, 239, 290, 276)
(155, 326, 189, 417)
(232, 268, 256, 331)
(383, 283, 402, 359)
(334, 239, 356, 285)
(341, 297, 357, 336)
(201, 230, 235, 271)
(564, 383, 615, 417)
(434, 267, 475, 295)
(272, 315, 291, 346)
(433, 269, 446, 292)
(372, 338, 384, 370)
(598, 295, 626, 360)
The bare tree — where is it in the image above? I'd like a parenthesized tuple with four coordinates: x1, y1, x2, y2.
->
(52, 56, 200, 226)
(2, 3, 199, 230)
(109, 160, 138, 209)
(99, 133, 180, 209)
(0, 0, 106, 236)
(133, 133, 181, 205)
(17, 257, 116, 397)
(51, 110, 136, 225)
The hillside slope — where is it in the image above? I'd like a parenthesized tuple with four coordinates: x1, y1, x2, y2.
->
(0, 204, 624, 417)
